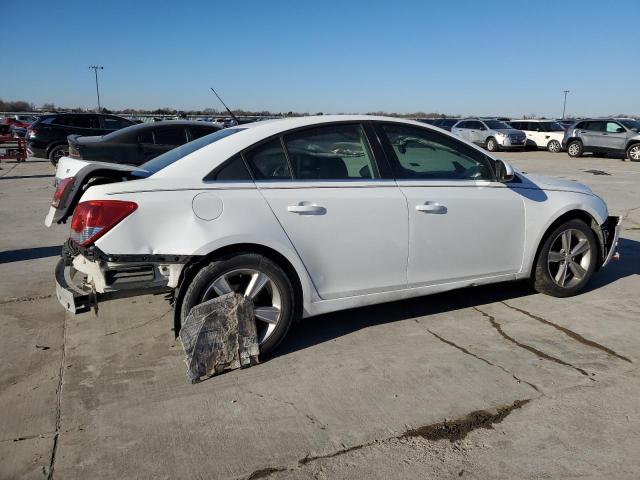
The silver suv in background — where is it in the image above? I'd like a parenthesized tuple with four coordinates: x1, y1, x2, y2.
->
(563, 118, 640, 160)
(451, 118, 526, 152)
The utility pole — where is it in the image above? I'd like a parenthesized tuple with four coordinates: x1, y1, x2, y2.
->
(562, 90, 570, 119)
(89, 66, 104, 112)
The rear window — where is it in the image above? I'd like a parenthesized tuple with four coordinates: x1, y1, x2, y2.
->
(132, 127, 244, 177)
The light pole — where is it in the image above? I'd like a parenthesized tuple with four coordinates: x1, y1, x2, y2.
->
(89, 66, 104, 112)
(562, 90, 570, 119)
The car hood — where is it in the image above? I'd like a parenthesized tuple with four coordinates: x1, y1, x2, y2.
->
(519, 172, 594, 195)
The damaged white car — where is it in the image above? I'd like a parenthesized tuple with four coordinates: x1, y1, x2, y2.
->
(48, 115, 621, 353)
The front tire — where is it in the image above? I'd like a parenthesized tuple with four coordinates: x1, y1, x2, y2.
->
(486, 137, 499, 152)
(48, 144, 69, 166)
(531, 219, 598, 297)
(547, 140, 561, 153)
(626, 143, 640, 162)
(180, 253, 296, 354)
(567, 140, 583, 157)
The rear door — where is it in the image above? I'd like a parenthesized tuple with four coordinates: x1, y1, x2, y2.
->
(581, 121, 606, 149)
(251, 123, 409, 299)
(376, 123, 525, 286)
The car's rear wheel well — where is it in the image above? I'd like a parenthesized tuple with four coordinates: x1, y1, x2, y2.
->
(46, 141, 67, 156)
(173, 243, 304, 334)
(531, 210, 603, 278)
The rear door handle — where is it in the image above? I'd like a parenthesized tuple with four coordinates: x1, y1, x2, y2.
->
(416, 203, 447, 214)
(287, 204, 326, 215)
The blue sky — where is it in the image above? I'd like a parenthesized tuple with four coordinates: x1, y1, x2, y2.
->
(2, 0, 638, 116)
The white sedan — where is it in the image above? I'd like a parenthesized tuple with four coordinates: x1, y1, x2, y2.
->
(50, 115, 621, 353)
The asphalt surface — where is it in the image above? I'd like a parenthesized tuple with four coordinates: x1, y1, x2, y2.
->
(1, 152, 639, 479)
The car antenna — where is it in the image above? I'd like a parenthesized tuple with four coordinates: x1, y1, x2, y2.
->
(210, 87, 240, 124)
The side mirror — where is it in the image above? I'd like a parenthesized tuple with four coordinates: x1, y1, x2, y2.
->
(495, 159, 514, 182)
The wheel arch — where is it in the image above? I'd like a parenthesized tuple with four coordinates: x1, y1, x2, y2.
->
(529, 209, 605, 279)
(46, 141, 67, 157)
(172, 242, 307, 335)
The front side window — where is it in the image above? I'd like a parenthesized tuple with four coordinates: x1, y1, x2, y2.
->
(72, 116, 100, 128)
(283, 124, 378, 180)
(244, 138, 291, 180)
(380, 124, 494, 181)
(605, 122, 624, 133)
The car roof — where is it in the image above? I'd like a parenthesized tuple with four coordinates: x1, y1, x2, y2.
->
(153, 115, 463, 179)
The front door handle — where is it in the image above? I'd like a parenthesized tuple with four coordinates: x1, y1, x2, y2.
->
(416, 203, 447, 214)
(287, 204, 326, 215)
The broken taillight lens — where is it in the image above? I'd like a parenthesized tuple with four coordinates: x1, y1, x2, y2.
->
(70, 200, 137, 246)
(51, 177, 75, 208)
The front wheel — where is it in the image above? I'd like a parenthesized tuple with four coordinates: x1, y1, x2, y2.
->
(486, 137, 499, 152)
(48, 145, 69, 166)
(531, 219, 598, 297)
(547, 140, 561, 153)
(626, 143, 640, 162)
(179, 253, 296, 354)
(567, 140, 583, 157)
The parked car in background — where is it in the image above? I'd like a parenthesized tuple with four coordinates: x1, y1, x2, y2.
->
(563, 118, 640, 160)
(509, 119, 566, 152)
(27, 113, 135, 165)
(452, 118, 526, 151)
(48, 115, 620, 354)
(1, 115, 38, 134)
(67, 121, 223, 166)
(431, 118, 460, 132)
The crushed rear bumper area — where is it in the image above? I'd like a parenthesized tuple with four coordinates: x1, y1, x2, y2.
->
(55, 241, 189, 314)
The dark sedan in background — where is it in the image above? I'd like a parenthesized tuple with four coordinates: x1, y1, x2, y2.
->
(67, 121, 223, 166)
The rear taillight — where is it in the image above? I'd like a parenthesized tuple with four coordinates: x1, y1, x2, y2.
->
(27, 127, 35, 138)
(51, 177, 75, 208)
(69, 144, 80, 158)
(70, 200, 137, 246)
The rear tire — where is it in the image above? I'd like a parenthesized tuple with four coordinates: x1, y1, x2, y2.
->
(626, 143, 640, 162)
(486, 137, 499, 152)
(547, 140, 561, 153)
(567, 140, 583, 157)
(48, 144, 69, 166)
(531, 219, 597, 297)
(179, 253, 296, 355)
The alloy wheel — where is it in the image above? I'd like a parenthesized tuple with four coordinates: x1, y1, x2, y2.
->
(547, 229, 592, 288)
(568, 143, 580, 156)
(201, 268, 282, 344)
(629, 145, 640, 161)
(548, 140, 561, 153)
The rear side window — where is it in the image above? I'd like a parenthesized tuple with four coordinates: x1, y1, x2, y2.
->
(190, 125, 218, 140)
(584, 121, 605, 132)
(72, 116, 100, 128)
(154, 127, 187, 145)
(138, 130, 154, 144)
(283, 124, 378, 180)
(245, 139, 291, 180)
(204, 154, 252, 181)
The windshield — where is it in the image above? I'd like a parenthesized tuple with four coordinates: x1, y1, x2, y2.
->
(621, 120, 640, 132)
(484, 120, 511, 130)
(132, 128, 244, 177)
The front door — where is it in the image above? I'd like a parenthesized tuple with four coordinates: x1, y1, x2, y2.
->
(247, 124, 409, 299)
(601, 121, 628, 151)
(376, 123, 525, 286)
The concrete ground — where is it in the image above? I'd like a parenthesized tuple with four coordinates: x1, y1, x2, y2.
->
(0, 151, 638, 479)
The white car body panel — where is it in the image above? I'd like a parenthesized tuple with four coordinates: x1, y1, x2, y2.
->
(62, 115, 612, 320)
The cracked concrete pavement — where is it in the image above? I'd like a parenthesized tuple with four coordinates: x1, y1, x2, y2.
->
(0, 152, 639, 479)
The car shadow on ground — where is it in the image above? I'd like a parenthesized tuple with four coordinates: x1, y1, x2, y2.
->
(0, 245, 61, 264)
(273, 236, 640, 359)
